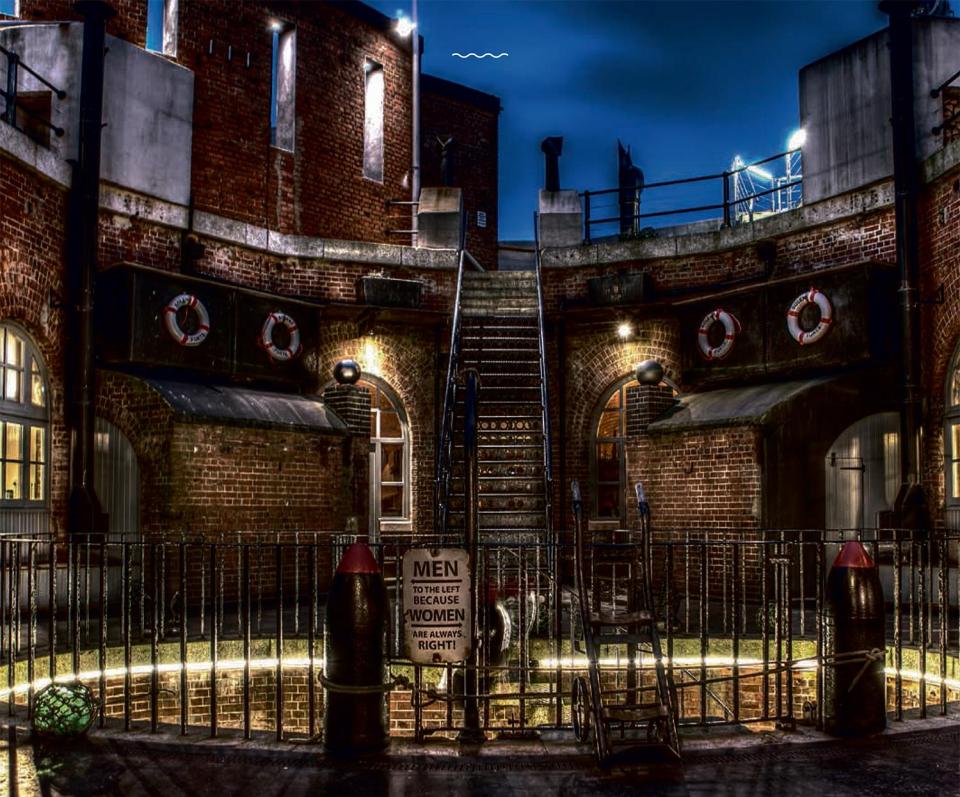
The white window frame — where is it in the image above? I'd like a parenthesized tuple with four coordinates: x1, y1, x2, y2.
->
(363, 59, 385, 182)
(146, 0, 178, 57)
(945, 343, 960, 508)
(270, 23, 296, 152)
(0, 324, 48, 509)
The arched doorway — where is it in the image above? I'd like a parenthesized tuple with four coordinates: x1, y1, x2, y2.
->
(824, 412, 900, 531)
(94, 417, 140, 536)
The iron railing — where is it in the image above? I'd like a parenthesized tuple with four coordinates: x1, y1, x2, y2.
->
(0, 527, 956, 742)
(581, 149, 802, 244)
(0, 43, 65, 140)
(434, 245, 466, 541)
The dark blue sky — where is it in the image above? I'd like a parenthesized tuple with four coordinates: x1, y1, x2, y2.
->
(366, 0, 888, 241)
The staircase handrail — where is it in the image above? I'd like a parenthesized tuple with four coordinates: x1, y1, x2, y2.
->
(434, 216, 469, 540)
(533, 213, 556, 555)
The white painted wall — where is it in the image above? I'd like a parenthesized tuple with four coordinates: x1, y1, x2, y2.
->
(0, 21, 193, 205)
(800, 17, 960, 205)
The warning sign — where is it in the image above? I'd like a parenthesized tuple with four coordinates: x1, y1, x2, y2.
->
(402, 548, 472, 664)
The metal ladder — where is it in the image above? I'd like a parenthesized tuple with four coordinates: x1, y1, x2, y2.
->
(570, 481, 681, 765)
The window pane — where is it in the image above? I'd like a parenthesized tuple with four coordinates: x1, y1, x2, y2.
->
(363, 61, 385, 182)
(4, 461, 20, 500)
(29, 427, 44, 464)
(369, 410, 377, 436)
(604, 388, 621, 411)
(29, 463, 43, 501)
(381, 443, 403, 483)
(5, 333, 22, 367)
(4, 368, 19, 401)
(5, 422, 21, 461)
(597, 484, 620, 518)
(380, 410, 402, 438)
(31, 360, 45, 407)
(597, 409, 619, 438)
(953, 369, 960, 407)
(596, 442, 620, 483)
(380, 485, 403, 517)
(954, 458, 960, 501)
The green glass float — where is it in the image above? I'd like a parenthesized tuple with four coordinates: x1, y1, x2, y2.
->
(31, 682, 98, 738)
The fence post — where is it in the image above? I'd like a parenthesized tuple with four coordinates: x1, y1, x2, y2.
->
(722, 171, 731, 228)
(583, 191, 591, 244)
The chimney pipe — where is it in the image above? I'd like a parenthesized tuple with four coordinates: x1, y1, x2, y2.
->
(541, 136, 563, 192)
(880, 0, 926, 525)
(67, 0, 114, 535)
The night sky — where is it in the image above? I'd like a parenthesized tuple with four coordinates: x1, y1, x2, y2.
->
(364, 0, 889, 242)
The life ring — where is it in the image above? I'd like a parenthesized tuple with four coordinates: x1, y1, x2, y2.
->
(787, 287, 833, 345)
(260, 312, 301, 361)
(697, 308, 741, 361)
(163, 293, 210, 347)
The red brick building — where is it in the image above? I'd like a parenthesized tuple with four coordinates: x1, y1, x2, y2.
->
(0, 0, 958, 558)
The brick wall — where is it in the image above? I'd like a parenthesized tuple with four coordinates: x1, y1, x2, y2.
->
(540, 204, 897, 313)
(0, 151, 70, 533)
(919, 157, 960, 526)
(421, 75, 500, 269)
(21, 0, 498, 251)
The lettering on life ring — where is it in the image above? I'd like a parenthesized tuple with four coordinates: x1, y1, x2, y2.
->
(787, 288, 833, 346)
(260, 312, 302, 362)
(163, 293, 210, 347)
(697, 308, 741, 361)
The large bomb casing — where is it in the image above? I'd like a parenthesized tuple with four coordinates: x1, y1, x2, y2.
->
(823, 541, 886, 736)
(323, 543, 388, 753)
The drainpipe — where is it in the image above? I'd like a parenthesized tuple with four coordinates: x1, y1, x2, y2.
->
(67, 1, 113, 535)
(880, 1, 926, 525)
(410, 0, 420, 247)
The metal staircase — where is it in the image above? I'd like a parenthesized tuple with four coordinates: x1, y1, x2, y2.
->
(445, 271, 551, 544)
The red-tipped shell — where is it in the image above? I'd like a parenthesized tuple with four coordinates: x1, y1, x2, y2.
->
(336, 542, 380, 574)
(832, 541, 875, 569)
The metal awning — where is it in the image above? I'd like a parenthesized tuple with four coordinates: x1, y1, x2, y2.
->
(143, 379, 349, 434)
(647, 376, 838, 432)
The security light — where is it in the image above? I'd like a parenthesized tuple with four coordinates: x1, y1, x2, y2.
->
(788, 128, 807, 151)
(395, 15, 415, 37)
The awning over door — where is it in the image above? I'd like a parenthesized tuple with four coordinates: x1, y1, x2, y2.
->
(143, 378, 349, 434)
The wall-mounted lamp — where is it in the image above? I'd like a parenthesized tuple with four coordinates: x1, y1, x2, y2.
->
(635, 359, 680, 394)
(333, 359, 362, 385)
(617, 322, 633, 340)
(394, 15, 416, 37)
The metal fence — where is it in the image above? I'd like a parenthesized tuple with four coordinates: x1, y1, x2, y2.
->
(582, 149, 802, 243)
(0, 528, 956, 741)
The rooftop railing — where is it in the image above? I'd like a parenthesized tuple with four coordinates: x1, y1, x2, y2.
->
(0, 42, 66, 143)
(582, 149, 803, 244)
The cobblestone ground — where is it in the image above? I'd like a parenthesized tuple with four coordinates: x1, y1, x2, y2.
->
(4, 724, 959, 796)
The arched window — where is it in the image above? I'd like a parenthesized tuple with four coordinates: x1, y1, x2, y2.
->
(0, 325, 48, 533)
(945, 345, 960, 508)
(362, 378, 410, 529)
(591, 377, 640, 522)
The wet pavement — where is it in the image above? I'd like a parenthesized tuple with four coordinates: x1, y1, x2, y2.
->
(6, 720, 960, 796)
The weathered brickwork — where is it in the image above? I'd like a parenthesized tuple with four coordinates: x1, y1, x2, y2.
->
(540, 203, 897, 314)
(421, 75, 500, 269)
(317, 321, 439, 534)
(919, 158, 960, 526)
(0, 151, 70, 533)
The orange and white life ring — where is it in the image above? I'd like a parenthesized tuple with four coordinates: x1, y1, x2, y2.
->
(163, 293, 210, 347)
(697, 308, 741, 361)
(787, 287, 833, 345)
(260, 312, 301, 362)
